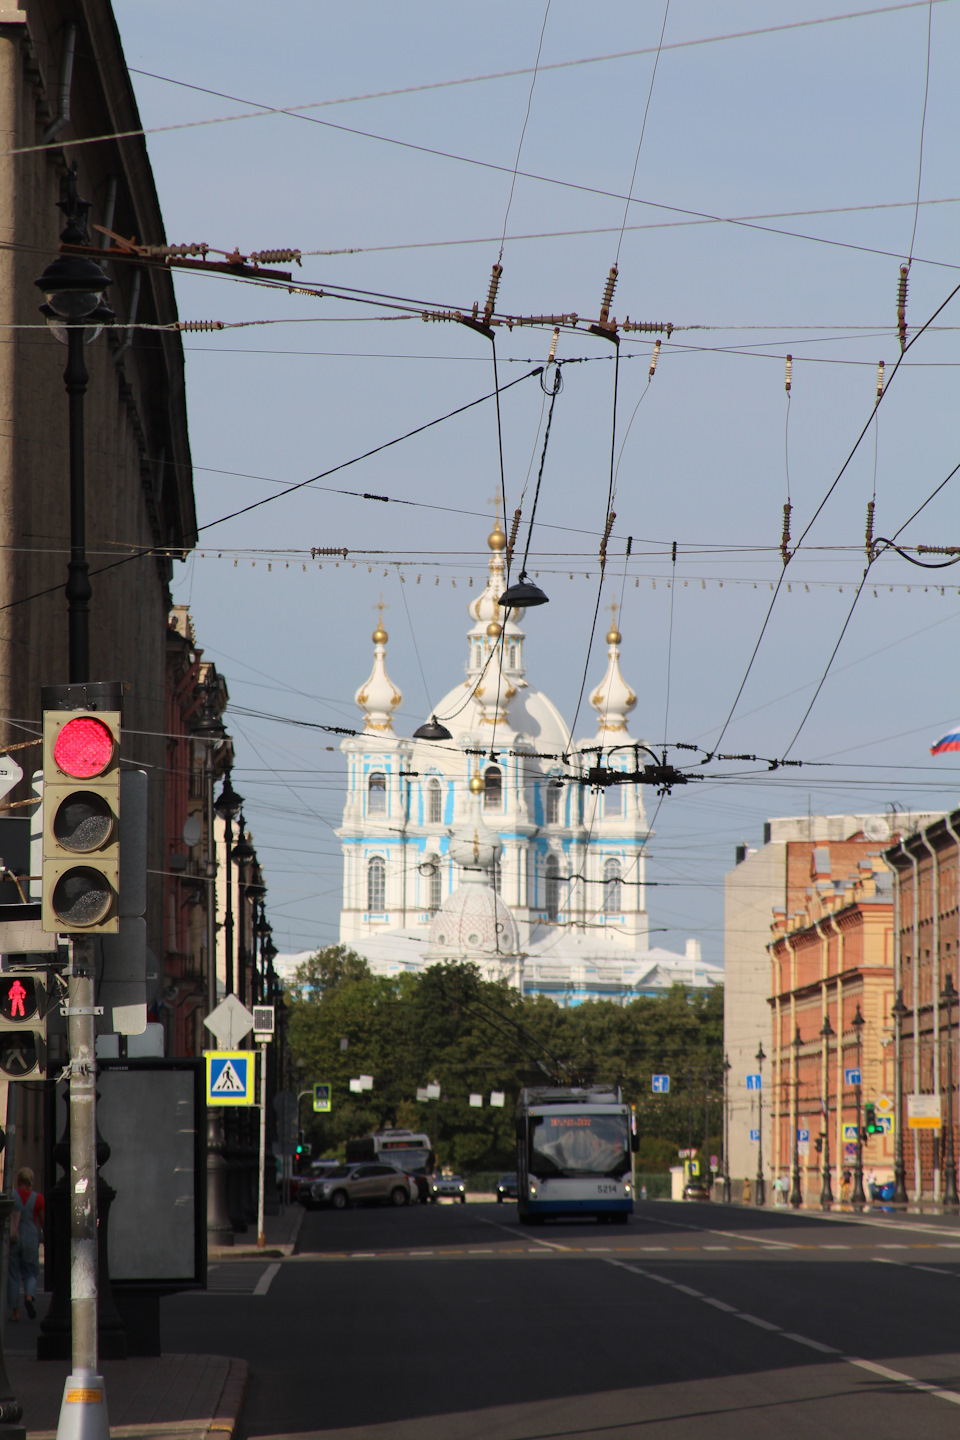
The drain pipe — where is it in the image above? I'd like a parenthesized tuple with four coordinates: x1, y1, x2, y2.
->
(41, 24, 76, 145)
(112, 267, 141, 366)
(944, 813, 960, 1202)
(918, 827, 940, 1201)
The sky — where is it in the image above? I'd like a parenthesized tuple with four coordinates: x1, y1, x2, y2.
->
(111, 0, 960, 962)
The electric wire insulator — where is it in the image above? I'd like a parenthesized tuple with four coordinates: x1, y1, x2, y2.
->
(483, 263, 503, 324)
(548, 326, 560, 363)
(621, 319, 673, 336)
(421, 310, 461, 323)
(648, 338, 661, 380)
(152, 242, 209, 259)
(780, 501, 792, 565)
(311, 546, 349, 558)
(599, 510, 616, 564)
(897, 264, 909, 352)
(865, 500, 876, 562)
(784, 354, 792, 394)
(598, 265, 619, 326)
(917, 544, 960, 555)
(876, 359, 885, 403)
(626, 536, 633, 557)
(506, 507, 522, 566)
(512, 312, 579, 328)
(249, 249, 302, 265)
(175, 320, 224, 332)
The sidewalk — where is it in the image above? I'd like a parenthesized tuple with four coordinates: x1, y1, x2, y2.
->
(11, 1352, 247, 1440)
(209, 1200, 304, 1260)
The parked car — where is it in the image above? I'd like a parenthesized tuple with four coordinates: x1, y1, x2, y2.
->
(431, 1173, 467, 1203)
(683, 1180, 710, 1201)
(299, 1159, 342, 1208)
(496, 1173, 518, 1203)
(312, 1162, 417, 1210)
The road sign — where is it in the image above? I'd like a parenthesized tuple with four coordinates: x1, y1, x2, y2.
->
(205, 1050, 254, 1106)
(876, 1093, 893, 1113)
(843, 1124, 859, 1142)
(908, 1093, 942, 1129)
(879, 1114, 892, 1133)
(844, 1143, 857, 1160)
(313, 1082, 332, 1113)
(746, 1074, 761, 1091)
(749, 1128, 760, 1142)
(710, 1154, 719, 1171)
(253, 1005, 274, 1038)
(844, 1068, 861, 1086)
(652, 1074, 670, 1093)
(686, 1160, 700, 1176)
(204, 994, 255, 1050)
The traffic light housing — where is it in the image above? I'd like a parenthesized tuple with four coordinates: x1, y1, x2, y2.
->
(0, 972, 47, 1078)
(815, 1135, 824, 1154)
(864, 1102, 879, 1136)
(42, 708, 121, 934)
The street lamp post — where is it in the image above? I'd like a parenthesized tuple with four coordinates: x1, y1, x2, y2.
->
(722, 1054, 731, 1203)
(892, 988, 909, 1205)
(755, 1043, 766, 1206)
(35, 163, 113, 685)
(851, 1004, 866, 1208)
(790, 1025, 803, 1208)
(820, 1014, 835, 1209)
(214, 773, 244, 996)
(941, 974, 959, 1209)
(232, 818, 256, 1006)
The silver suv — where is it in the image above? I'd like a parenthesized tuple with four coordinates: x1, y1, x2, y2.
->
(312, 1162, 417, 1210)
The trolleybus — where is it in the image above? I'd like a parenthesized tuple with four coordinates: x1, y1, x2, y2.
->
(516, 1086, 637, 1223)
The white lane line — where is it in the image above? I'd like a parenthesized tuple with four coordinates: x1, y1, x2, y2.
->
(939, 1243, 960, 1248)
(605, 1259, 960, 1408)
(638, 1245, 669, 1251)
(408, 1250, 435, 1257)
(819, 1244, 850, 1249)
(587, 1247, 611, 1252)
(477, 1216, 569, 1251)
(252, 1263, 280, 1296)
(636, 1213, 798, 1249)
(351, 1252, 376, 1258)
(878, 1243, 909, 1249)
(703, 1245, 731, 1251)
(916, 1265, 953, 1276)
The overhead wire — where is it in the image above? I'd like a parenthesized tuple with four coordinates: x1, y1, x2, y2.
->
(499, 0, 552, 261)
(615, 0, 671, 266)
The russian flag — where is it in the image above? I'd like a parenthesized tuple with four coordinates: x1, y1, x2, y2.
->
(931, 725, 960, 755)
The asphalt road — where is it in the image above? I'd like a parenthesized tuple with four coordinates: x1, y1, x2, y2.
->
(162, 1199, 960, 1439)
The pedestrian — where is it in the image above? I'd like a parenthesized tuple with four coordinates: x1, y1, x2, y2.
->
(8, 1166, 43, 1321)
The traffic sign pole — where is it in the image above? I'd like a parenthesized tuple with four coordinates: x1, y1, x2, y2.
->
(257, 1040, 268, 1249)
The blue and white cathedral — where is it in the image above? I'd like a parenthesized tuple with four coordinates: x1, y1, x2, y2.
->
(336, 518, 721, 1004)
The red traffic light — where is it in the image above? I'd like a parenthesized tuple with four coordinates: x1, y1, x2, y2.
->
(53, 716, 115, 778)
(0, 976, 39, 1023)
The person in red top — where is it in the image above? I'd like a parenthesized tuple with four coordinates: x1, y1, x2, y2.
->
(8, 1167, 43, 1321)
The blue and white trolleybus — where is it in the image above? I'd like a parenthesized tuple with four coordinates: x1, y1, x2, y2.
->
(516, 1086, 637, 1223)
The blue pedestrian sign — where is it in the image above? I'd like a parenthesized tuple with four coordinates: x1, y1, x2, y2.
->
(652, 1074, 670, 1094)
(844, 1068, 861, 1086)
(749, 1128, 760, 1142)
(313, 1082, 332, 1113)
(205, 1050, 254, 1107)
(746, 1074, 762, 1090)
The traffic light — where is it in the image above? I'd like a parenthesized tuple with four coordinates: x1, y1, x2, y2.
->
(815, 1135, 824, 1154)
(864, 1102, 879, 1136)
(0, 972, 47, 1078)
(42, 707, 121, 934)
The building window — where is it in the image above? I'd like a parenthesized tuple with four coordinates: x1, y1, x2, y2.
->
(368, 771, 386, 813)
(545, 854, 560, 921)
(367, 855, 385, 911)
(546, 781, 561, 825)
(603, 857, 622, 913)
(604, 784, 622, 817)
(427, 777, 442, 825)
(484, 765, 502, 809)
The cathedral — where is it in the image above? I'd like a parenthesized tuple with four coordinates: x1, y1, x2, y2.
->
(335, 518, 722, 1004)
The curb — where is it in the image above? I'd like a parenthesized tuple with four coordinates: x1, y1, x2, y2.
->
(206, 1358, 248, 1440)
(209, 1204, 306, 1261)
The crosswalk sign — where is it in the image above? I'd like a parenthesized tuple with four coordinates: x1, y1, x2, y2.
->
(205, 1050, 254, 1106)
(313, 1082, 332, 1113)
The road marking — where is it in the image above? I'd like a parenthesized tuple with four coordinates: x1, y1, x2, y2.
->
(587, 1247, 611, 1252)
(408, 1251, 435, 1257)
(638, 1245, 668, 1251)
(916, 1265, 953, 1275)
(638, 1213, 798, 1249)
(878, 1243, 908, 1249)
(350, 1252, 376, 1258)
(819, 1244, 850, 1249)
(605, 1259, 960, 1409)
(252, 1263, 280, 1296)
(703, 1245, 730, 1250)
(477, 1216, 570, 1251)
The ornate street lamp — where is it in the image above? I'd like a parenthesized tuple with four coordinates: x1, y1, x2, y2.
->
(755, 1042, 766, 1206)
(790, 1026, 803, 1208)
(721, 1053, 731, 1203)
(892, 988, 909, 1205)
(851, 1004, 866, 1208)
(34, 163, 114, 684)
(941, 974, 959, 1208)
(820, 1014, 835, 1209)
(232, 819, 256, 1006)
(214, 773, 244, 997)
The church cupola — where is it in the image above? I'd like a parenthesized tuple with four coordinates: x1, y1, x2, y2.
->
(355, 602, 402, 733)
(465, 509, 527, 688)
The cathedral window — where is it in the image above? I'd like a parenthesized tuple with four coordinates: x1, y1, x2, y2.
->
(545, 854, 560, 921)
(603, 857, 622, 913)
(483, 765, 502, 809)
(368, 771, 387, 813)
(427, 777, 442, 825)
(546, 780, 561, 825)
(367, 855, 386, 911)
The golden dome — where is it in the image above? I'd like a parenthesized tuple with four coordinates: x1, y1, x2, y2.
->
(372, 624, 388, 644)
(488, 522, 506, 552)
(486, 621, 502, 638)
(606, 626, 621, 645)
(469, 774, 484, 794)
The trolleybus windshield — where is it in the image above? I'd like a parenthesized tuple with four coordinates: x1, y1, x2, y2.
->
(529, 1113, 630, 1178)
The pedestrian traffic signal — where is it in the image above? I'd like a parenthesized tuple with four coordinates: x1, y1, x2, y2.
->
(0, 972, 47, 1078)
(864, 1102, 879, 1135)
(42, 707, 121, 933)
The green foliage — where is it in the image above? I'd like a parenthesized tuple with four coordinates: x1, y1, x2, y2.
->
(285, 948, 724, 1172)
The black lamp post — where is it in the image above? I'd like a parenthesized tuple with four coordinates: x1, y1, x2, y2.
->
(232, 818, 256, 1006)
(790, 1025, 803, 1208)
(755, 1042, 766, 1206)
(941, 974, 959, 1209)
(35, 163, 114, 684)
(851, 1004, 866, 1208)
(214, 773, 244, 997)
(820, 1014, 835, 1209)
(721, 1053, 731, 1202)
(892, 988, 909, 1205)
